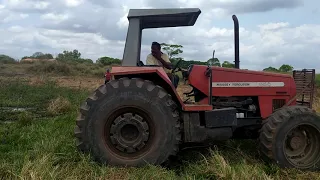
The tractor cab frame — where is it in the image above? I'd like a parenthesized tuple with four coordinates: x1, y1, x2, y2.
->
(121, 8, 201, 67)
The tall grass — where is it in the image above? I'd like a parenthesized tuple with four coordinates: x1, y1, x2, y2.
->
(0, 78, 89, 122)
(27, 61, 73, 76)
(2, 61, 109, 78)
(27, 61, 108, 77)
(316, 74, 320, 87)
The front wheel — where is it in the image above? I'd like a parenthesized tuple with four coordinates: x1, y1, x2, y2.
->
(259, 106, 320, 170)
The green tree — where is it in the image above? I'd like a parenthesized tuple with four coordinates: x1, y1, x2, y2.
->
(97, 56, 121, 65)
(178, 60, 207, 69)
(78, 58, 93, 64)
(279, 64, 293, 72)
(34, 52, 53, 59)
(41, 53, 54, 59)
(23, 52, 54, 60)
(72, 49, 81, 59)
(32, 52, 44, 58)
(55, 49, 94, 64)
(56, 49, 82, 62)
(263, 66, 279, 72)
(160, 43, 184, 63)
(207, 58, 221, 67)
(221, 61, 234, 68)
(0, 54, 16, 64)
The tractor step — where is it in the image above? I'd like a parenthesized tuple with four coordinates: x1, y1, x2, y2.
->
(184, 104, 212, 111)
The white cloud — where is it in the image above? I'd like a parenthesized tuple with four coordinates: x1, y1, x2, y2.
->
(65, 0, 85, 7)
(8, 25, 24, 32)
(116, 6, 129, 29)
(0, 0, 319, 72)
(6, 0, 22, 6)
(258, 22, 290, 31)
(4, 0, 37, 10)
(73, 24, 82, 28)
(41, 13, 70, 24)
(0, 10, 29, 23)
(34, 1, 50, 10)
(0, 26, 113, 59)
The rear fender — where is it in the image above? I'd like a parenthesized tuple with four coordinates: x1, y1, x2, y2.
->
(111, 66, 185, 109)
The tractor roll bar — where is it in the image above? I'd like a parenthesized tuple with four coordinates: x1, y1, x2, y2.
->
(232, 15, 240, 69)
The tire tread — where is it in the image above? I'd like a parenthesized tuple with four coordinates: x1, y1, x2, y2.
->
(259, 105, 315, 167)
(74, 77, 181, 165)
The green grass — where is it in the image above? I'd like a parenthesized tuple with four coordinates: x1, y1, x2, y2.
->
(0, 78, 89, 122)
(316, 74, 320, 87)
(1, 79, 320, 179)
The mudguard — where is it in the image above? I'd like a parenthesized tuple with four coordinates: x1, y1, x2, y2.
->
(111, 66, 212, 111)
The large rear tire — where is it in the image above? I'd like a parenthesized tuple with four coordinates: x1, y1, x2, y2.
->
(74, 77, 181, 166)
(259, 106, 320, 170)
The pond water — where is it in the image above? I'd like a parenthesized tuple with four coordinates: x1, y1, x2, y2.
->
(0, 107, 41, 123)
(0, 107, 34, 112)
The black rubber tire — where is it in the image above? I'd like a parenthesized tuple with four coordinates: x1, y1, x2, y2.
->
(74, 77, 181, 166)
(259, 105, 320, 170)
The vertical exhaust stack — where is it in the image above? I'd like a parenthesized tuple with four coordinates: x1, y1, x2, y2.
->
(232, 15, 240, 69)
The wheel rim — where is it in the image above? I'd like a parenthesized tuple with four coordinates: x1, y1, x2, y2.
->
(284, 123, 320, 169)
(104, 107, 154, 158)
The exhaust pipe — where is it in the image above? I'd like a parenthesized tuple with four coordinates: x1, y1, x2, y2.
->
(232, 15, 239, 69)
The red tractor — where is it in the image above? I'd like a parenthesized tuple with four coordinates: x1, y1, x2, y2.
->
(74, 8, 319, 170)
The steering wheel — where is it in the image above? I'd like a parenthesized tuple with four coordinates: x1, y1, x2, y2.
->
(172, 59, 182, 72)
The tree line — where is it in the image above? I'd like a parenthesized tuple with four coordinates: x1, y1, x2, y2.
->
(0, 43, 294, 73)
(19, 50, 121, 66)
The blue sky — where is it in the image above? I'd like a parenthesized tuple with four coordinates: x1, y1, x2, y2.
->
(0, 0, 319, 71)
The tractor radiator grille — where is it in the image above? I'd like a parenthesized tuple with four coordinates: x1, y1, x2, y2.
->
(293, 69, 315, 109)
(273, 99, 285, 112)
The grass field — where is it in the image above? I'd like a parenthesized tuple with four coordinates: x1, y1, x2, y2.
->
(1, 62, 320, 179)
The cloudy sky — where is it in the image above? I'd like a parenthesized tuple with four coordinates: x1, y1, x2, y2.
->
(0, 0, 319, 71)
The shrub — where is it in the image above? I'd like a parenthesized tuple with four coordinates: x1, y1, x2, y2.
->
(28, 61, 72, 76)
(47, 96, 72, 115)
(316, 74, 320, 87)
(0, 54, 16, 64)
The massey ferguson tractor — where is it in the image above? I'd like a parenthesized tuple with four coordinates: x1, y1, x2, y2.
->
(74, 8, 319, 170)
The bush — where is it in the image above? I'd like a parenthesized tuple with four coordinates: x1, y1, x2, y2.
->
(27, 61, 72, 76)
(90, 68, 106, 77)
(47, 96, 72, 115)
(316, 74, 320, 87)
(0, 54, 16, 64)
(73, 63, 92, 74)
(26, 60, 111, 77)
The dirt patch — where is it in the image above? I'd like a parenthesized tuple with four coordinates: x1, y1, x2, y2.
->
(0, 74, 103, 91)
(27, 76, 104, 91)
(52, 76, 103, 90)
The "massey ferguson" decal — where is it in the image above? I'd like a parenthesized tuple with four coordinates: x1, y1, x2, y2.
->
(212, 82, 285, 87)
